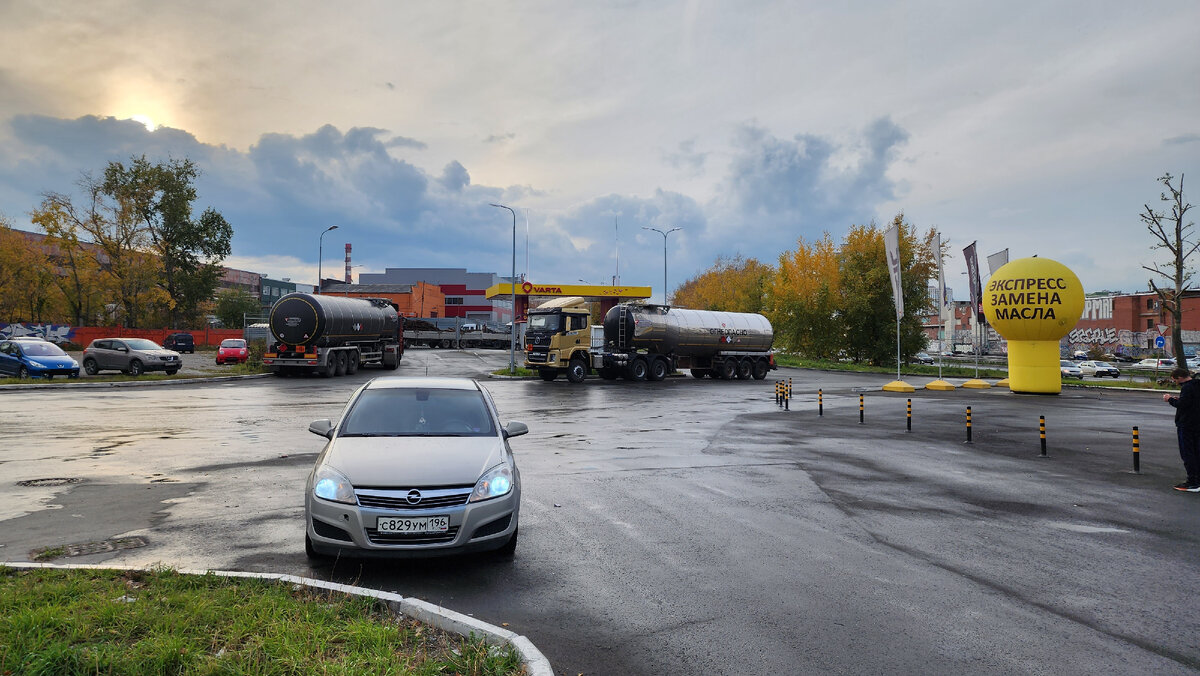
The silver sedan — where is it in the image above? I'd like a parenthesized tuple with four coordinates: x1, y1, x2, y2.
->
(304, 377, 526, 559)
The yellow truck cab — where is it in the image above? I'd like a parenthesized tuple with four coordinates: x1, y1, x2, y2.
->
(524, 305, 596, 382)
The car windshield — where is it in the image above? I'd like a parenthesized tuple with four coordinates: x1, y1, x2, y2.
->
(121, 339, 162, 350)
(1095, 362, 1112, 367)
(339, 387, 496, 437)
(526, 313, 562, 332)
(18, 342, 66, 357)
(221, 339, 246, 348)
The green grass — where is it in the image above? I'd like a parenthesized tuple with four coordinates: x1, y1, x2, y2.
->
(0, 567, 523, 676)
(490, 367, 539, 378)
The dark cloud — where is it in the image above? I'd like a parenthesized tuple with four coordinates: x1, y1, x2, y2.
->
(1163, 133, 1200, 146)
(484, 132, 516, 144)
(0, 113, 909, 292)
(385, 134, 426, 150)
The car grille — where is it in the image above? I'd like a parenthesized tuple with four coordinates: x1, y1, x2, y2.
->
(355, 487, 473, 510)
(365, 526, 459, 545)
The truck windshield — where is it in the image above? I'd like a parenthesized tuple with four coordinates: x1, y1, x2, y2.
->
(526, 313, 561, 332)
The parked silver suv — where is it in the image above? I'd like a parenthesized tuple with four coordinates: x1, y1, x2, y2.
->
(81, 338, 182, 376)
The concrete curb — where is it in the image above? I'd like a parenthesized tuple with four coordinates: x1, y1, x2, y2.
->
(0, 561, 553, 676)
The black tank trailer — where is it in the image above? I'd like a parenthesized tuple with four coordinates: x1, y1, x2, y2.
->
(591, 304, 776, 381)
(263, 293, 402, 377)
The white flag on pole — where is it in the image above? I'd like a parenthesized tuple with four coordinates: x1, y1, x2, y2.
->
(935, 233, 948, 319)
(987, 248, 1009, 276)
(885, 224, 903, 320)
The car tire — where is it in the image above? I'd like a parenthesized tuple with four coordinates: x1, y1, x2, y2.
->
(83, 358, 99, 376)
(752, 359, 770, 380)
(496, 526, 518, 557)
(648, 358, 668, 382)
(17, 366, 29, 379)
(304, 533, 327, 561)
(166, 369, 178, 376)
(566, 359, 588, 383)
(128, 360, 144, 377)
(627, 358, 648, 382)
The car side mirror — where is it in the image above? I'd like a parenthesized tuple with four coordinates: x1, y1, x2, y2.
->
(308, 419, 334, 439)
(503, 421, 529, 439)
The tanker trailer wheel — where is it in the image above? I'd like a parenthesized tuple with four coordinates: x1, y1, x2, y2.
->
(752, 358, 769, 380)
(626, 358, 649, 382)
(346, 350, 360, 375)
(718, 359, 736, 380)
(441, 339, 453, 349)
(690, 369, 708, 379)
(334, 351, 349, 376)
(736, 358, 753, 380)
(648, 358, 668, 381)
(539, 368, 558, 382)
(320, 356, 337, 378)
(566, 359, 588, 383)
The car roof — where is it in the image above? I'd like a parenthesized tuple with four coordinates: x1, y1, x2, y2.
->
(362, 376, 481, 392)
(8, 336, 47, 341)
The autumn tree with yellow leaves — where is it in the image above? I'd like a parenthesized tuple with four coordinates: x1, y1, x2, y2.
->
(765, 233, 842, 358)
(672, 255, 773, 313)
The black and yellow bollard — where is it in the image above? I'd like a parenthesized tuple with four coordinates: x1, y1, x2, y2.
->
(785, 378, 790, 411)
(1040, 415, 1047, 457)
(1132, 426, 1140, 473)
(859, 393, 864, 424)
(906, 398, 912, 432)
(775, 381, 782, 406)
(966, 405, 973, 443)
(818, 389, 823, 417)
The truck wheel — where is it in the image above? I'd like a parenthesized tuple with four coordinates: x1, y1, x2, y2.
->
(599, 368, 620, 380)
(441, 339, 453, 349)
(718, 359, 736, 380)
(539, 368, 558, 381)
(752, 359, 770, 380)
(346, 350, 360, 374)
(648, 358, 668, 381)
(736, 359, 753, 380)
(626, 358, 648, 382)
(566, 359, 588, 383)
(382, 348, 399, 370)
(320, 357, 336, 378)
(690, 369, 707, 379)
(334, 351, 348, 376)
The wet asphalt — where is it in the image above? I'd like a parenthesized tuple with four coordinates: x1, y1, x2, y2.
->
(2, 349, 1199, 675)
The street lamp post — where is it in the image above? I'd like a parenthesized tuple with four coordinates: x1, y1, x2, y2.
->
(317, 225, 338, 294)
(490, 204, 518, 375)
(642, 226, 682, 304)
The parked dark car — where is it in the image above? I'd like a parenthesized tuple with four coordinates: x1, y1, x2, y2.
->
(163, 333, 195, 353)
(0, 338, 80, 379)
(81, 338, 182, 376)
(913, 352, 935, 364)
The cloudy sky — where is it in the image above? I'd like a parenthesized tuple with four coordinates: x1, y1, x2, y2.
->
(1, 1, 1197, 302)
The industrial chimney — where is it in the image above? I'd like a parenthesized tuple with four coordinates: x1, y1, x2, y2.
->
(345, 243, 352, 283)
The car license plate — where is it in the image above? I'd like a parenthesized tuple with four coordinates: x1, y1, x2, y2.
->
(377, 515, 449, 533)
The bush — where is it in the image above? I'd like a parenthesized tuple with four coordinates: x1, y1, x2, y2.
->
(246, 339, 267, 368)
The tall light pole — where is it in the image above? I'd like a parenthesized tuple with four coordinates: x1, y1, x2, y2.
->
(642, 226, 681, 304)
(317, 225, 338, 294)
(491, 203, 518, 375)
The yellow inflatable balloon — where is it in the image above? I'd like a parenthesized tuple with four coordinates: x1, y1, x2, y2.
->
(983, 257, 1084, 394)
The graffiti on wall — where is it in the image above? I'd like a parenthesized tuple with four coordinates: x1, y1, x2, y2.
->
(1068, 327, 1119, 345)
(1080, 297, 1113, 321)
(0, 323, 76, 342)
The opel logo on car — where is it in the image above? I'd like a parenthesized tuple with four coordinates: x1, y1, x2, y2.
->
(406, 490, 422, 505)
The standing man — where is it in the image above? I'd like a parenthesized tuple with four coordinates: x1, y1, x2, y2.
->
(1163, 367, 1200, 491)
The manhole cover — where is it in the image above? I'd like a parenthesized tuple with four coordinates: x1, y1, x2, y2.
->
(31, 536, 148, 561)
(17, 477, 81, 487)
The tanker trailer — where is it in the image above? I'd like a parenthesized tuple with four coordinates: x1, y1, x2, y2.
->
(526, 302, 775, 383)
(262, 293, 402, 377)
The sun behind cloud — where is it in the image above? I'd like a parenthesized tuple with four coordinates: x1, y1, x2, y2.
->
(129, 114, 156, 132)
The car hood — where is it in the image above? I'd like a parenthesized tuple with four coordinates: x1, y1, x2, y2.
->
(26, 355, 77, 367)
(324, 436, 506, 487)
(139, 350, 180, 359)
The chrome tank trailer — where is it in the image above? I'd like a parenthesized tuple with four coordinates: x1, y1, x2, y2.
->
(602, 304, 774, 357)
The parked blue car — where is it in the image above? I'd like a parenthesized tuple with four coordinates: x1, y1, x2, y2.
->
(0, 338, 80, 379)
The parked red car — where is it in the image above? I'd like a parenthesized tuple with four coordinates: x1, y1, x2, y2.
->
(215, 338, 249, 365)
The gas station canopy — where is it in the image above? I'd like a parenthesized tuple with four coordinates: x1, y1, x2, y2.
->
(484, 282, 652, 301)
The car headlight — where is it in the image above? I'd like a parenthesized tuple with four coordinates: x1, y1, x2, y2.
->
(27, 360, 45, 368)
(470, 463, 514, 502)
(312, 465, 356, 504)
